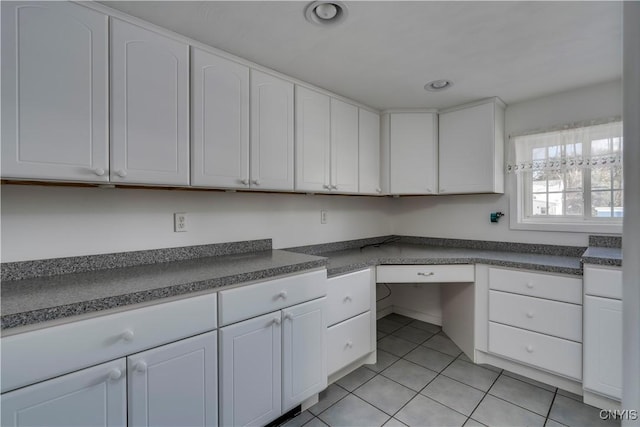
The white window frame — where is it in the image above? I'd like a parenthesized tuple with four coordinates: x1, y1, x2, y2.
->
(509, 122, 623, 234)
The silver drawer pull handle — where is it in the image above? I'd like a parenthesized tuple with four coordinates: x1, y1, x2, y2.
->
(526, 312, 535, 319)
(417, 272, 435, 277)
(526, 345, 534, 353)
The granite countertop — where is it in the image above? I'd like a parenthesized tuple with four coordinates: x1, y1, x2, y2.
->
(1, 249, 327, 330)
(308, 243, 584, 278)
(581, 246, 622, 267)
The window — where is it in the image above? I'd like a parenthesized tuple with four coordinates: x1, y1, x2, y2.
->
(508, 119, 623, 232)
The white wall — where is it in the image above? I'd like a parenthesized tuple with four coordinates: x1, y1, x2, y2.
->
(0, 185, 393, 262)
(392, 79, 623, 246)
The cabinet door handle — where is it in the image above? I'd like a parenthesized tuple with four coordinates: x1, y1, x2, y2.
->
(346, 341, 353, 348)
(426, 188, 432, 193)
(526, 311, 535, 319)
(116, 170, 127, 178)
(252, 180, 260, 186)
(134, 361, 147, 373)
(284, 313, 293, 321)
(108, 368, 123, 381)
(526, 345, 534, 353)
(93, 168, 106, 176)
(241, 179, 249, 185)
(344, 295, 352, 302)
(331, 185, 338, 190)
(272, 317, 281, 325)
(323, 184, 331, 190)
(526, 282, 534, 289)
(376, 188, 382, 193)
(120, 329, 134, 342)
(278, 291, 288, 299)
(417, 272, 435, 277)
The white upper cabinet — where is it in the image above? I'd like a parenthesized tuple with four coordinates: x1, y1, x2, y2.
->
(387, 112, 438, 195)
(191, 47, 249, 189)
(295, 86, 331, 192)
(359, 109, 382, 195)
(438, 98, 505, 194)
(250, 70, 294, 191)
(111, 18, 190, 186)
(1, 1, 108, 182)
(330, 99, 359, 194)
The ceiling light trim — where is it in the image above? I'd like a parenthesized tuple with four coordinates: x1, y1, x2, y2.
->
(424, 79, 454, 92)
(305, 1, 348, 26)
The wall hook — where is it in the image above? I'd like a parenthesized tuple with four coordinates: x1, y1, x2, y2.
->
(490, 212, 505, 223)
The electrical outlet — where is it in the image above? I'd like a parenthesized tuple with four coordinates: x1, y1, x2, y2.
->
(320, 210, 328, 224)
(174, 212, 187, 232)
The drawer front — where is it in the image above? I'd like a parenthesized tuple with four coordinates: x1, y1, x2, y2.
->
(1, 293, 217, 393)
(327, 311, 371, 375)
(376, 265, 474, 283)
(218, 270, 327, 326)
(327, 269, 371, 326)
(489, 268, 582, 304)
(489, 291, 582, 342)
(584, 265, 622, 299)
(488, 322, 582, 380)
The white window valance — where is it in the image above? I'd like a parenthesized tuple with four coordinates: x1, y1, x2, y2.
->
(507, 118, 623, 174)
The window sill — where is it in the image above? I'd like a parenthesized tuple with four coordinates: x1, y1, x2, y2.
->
(510, 219, 623, 234)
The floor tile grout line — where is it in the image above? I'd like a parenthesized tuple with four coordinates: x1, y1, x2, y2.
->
(501, 370, 558, 393)
(544, 389, 559, 426)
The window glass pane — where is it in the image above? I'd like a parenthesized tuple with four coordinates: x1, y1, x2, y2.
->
(548, 192, 563, 215)
(548, 145, 561, 159)
(592, 191, 612, 217)
(532, 193, 547, 216)
(612, 138, 622, 152)
(591, 138, 611, 155)
(613, 191, 624, 217)
(532, 147, 546, 160)
(565, 192, 583, 215)
(546, 172, 563, 192)
(613, 165, 623, 189)
(565, 170, 583, 191)
(591, 167, 612, 190)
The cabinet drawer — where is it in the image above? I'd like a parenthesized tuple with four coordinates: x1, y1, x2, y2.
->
(327, 269, 371, 326)
(488, 322, 582, 380)
(1, 293, 217, 393)
(489, 291, 582, 342)
(584, 265, 622, 299)
(218, 270, 327, 326)
(489, 268, 582, 304)
(376, 265, 474, 283)
(327, 311, 372, 375)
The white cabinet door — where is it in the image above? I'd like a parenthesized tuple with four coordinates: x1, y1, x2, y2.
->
(282, 298, 327, 411)
(128, 331, 218, 427)
(250, 70, 294, 191)
(438, 99, 504, 194)
(1, 1, 108, 182)
(359, 109, 382, 194)
(389, 113, 438, 194)
(1, 359, 126, 427)
(295, 86, 331, 192)
(192, 48, 249, 189)
(583, 296, 622, 400)
(111, 18, 189, 186)
(330, 99, 359, 193)
(220, 312, 282, 427)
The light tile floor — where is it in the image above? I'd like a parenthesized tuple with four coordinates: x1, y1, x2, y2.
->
(281, 314, 620, 427)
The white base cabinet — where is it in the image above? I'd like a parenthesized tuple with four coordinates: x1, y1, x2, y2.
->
(128, 331, 218, 427)
(1, 359, 127, 427)
(583, 265, 623, 401)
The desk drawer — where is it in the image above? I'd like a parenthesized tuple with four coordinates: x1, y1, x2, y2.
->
(327, 311, 371, 375)
(489, 290, 582, 342)
(489, 322, 582, 380)
(327, 270, 371, 326)
(218, 270, 327, 326)
(584, 265, 622, 299)
(1, 293, 217, 393)
(376, 265, 474, 283)
(489, 268, 582, 304)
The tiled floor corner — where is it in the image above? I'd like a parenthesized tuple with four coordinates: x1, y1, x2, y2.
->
(281, 314, 620, 427)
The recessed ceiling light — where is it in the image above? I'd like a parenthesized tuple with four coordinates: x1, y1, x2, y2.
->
(305, 1, 348, 26)
(424, 79, 454, 92)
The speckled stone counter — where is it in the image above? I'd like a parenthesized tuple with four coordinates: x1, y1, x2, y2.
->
(294, 243, 584, 278)
(582, 247, 622, 267)
(1, 249, 327, 330)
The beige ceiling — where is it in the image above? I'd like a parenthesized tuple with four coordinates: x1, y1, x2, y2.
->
(99, 1, 623, 110)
